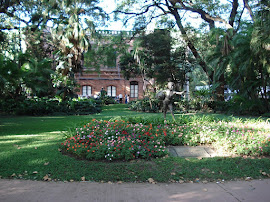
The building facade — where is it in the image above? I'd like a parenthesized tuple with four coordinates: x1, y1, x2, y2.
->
(75, 30, 151, 101)
(75, 68, 146, 101)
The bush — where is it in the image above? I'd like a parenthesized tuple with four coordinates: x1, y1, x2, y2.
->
(128, 97, 160, 112)
(226, 96, 268, 115)
(61, 119, 169, 161)
(0, 98, 102, 115)
(208, 96, 269, 115)
(189, 89, 212, 111)
(69, 99, 101, 115)
(100, 96, 116, 105)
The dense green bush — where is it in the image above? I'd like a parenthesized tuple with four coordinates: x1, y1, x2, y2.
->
(182, 89, 270, 115)
(128, 97, 160, 112)
(0, 98, 102, 115)
(189, 89, 212, 111)
(101, 96, 116, 105)
(226, 96, 269, 115)
(206, 96, 269, 116)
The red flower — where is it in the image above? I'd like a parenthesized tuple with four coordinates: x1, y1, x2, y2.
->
(164, 131, 167, 136)
(122, 130, 128, 135)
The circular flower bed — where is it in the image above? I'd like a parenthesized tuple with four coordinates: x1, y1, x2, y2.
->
(61, 119, 169, 161)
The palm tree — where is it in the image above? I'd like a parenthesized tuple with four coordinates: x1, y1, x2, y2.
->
(51, 0, 105, 100)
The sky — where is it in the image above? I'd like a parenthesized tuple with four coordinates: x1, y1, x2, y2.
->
(98, 0, 252, 31)
(45, 0, 252, 32)
(98, 1, 209, 31)
(97, 0, 132, 31)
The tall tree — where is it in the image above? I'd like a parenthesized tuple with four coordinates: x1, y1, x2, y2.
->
(115, 0, 255, 100)
(119, 29, 195, 89)
(49, 0, 106, 99)
(1, 0, 107, 100)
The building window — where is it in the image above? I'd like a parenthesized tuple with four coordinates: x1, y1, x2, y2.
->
(130, 81, 138, 98)
(107, 86, 116, 97)
(82, 85, 91, 97)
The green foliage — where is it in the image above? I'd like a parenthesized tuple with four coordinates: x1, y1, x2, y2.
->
(22, 58, 55, 97)
(225, 96, 269, 115)
(119, 52, 140, 80)
(0, 54, 23, 99)
(94, 89, 117, 106)
(119, 29, 195, 85)
(0, 53, 56, 100)
(116, 116, 166, 126)
(100, 96, 117, 105)
(0, 98, 102, 116)
(23, 28, 53, 60)
(192, 90, 269, 115)
(61, 119, 168, 161)
(1, 104, 270, 182)
(85, 33, 130, 71)
(190, 88, 212, 111)
(61, 112, 270, 159)
(128, 97, 160, 112)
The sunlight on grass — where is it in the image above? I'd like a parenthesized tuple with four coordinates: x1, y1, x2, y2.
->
(230, 121, 270, 131)
(0, 140, 23, 144)
(28, 158, 50, 166)
(48, 131, 63, 134)
(0, 122, 21, 126)
(0, 104, 270, 182)
(35, 116, 66, 119)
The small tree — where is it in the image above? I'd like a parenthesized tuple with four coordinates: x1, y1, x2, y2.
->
(120, 29, 195, 88)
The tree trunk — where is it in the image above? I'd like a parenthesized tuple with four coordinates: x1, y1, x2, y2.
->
(170, 8, 213, 82)
(215, 73, 225, 101)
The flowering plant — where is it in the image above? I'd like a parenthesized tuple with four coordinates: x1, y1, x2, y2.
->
(61, 119, 169, 161)
(61, 118, 270, 160)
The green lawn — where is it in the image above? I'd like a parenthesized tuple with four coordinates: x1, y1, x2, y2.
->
(0, 104, 269, 183)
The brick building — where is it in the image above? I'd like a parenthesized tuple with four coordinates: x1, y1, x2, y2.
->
(75, 67, 147, 101)
(75, 30, 152, 101)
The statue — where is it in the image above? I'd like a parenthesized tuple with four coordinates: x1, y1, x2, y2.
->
(156, 82, 185, 120)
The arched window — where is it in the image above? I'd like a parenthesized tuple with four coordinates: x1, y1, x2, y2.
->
(130, 81, 138, 98)
(82, 85, 91, 97)
(107, 86, 116, 97)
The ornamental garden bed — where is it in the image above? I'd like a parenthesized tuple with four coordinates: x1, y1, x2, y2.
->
(61, 119, 168, 161)
(1, 105, 270, 182)
(61, 117, 270, 161)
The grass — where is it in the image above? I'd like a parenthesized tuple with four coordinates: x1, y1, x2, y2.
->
(0, 104, 270, 183)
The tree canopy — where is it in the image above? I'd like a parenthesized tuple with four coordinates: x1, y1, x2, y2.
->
(0, 0, 269, 114)
(115, 0, 269, 103)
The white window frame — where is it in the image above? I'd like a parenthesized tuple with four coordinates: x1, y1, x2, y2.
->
(82, 85, 92, 97)
(130, 81, 138, 98)
(107, 86, 116, 97)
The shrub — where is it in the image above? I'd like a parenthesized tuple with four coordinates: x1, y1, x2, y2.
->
(69, 99, 101, 115)
(128, 97, 160, 112)
(227, 96, 268, 115)
(61, 119, 169, 161)
(206, 95, 269, 115)
(189, 89, 212, 111)
(0, 98, 102, 115)
(100, 96, 116, 105)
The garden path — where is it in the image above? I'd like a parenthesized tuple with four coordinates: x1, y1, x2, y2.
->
(167, 146, 230, 158)
(1, 179, 270, 202)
